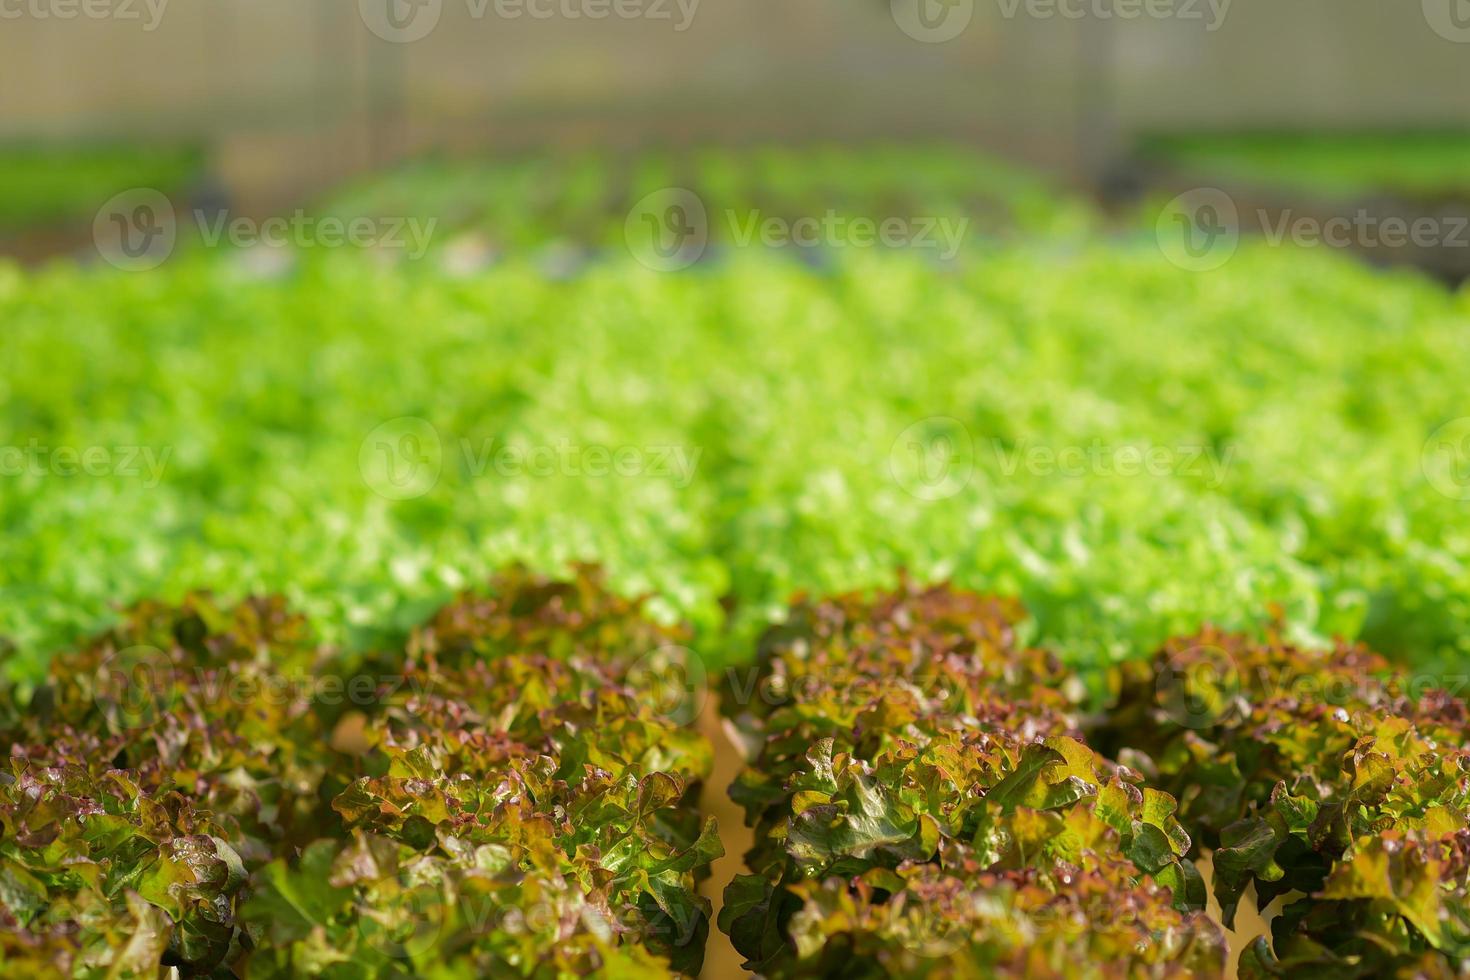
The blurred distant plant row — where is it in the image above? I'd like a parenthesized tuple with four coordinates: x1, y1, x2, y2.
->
(0, 143, 204, 232)
(314, 145, 1094, 251)
(1138, 131, 1470, 202)
(11, 133, 1470, 245)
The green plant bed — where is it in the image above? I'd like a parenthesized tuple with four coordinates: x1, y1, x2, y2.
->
(720, 581, 1227, 977)
(1103, 625, 1470, 976)
(0, 142, 203, 233)
(5, 569, 1470, 976)
(0, 566, 722, 978)
(722, 582, 1470, 978)
(314, 144, 1093, 255)
(3, 238, 1469, 681)
(1137, 131, 1470, 202)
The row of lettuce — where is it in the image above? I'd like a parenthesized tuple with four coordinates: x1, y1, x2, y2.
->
(718, 583, 1224, 977)
(3, 566, 1469, 976)
(14, 133, 1470, 247)
(0, 567, 720, 977)
(723, 581, 1470, 977)
(8, 244, 1470, 683)
(0, 142, 1087, 250)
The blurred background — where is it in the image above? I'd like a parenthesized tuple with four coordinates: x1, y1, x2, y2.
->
(3, 0, 1470, 246)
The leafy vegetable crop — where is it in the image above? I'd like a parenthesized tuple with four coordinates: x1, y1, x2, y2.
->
(0, 566, 721, 977)
(315, 144, 1092, 254)
(6, 239, 1470, 682)
(5, 567, 1470, 976)
(1105, 624, 1470, 977)
(720, 581, 1228, 978)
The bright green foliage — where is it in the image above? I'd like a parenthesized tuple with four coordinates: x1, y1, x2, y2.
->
(1108, 627, 1470, 975)
(721, 582, 1227, 978)
(5, 238, 1470, 681)
(0, 143, 202, 231)
(316, 144, 1092, 252)
(0, 566, 721, 978)
(1138, 131, 1470, 200)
